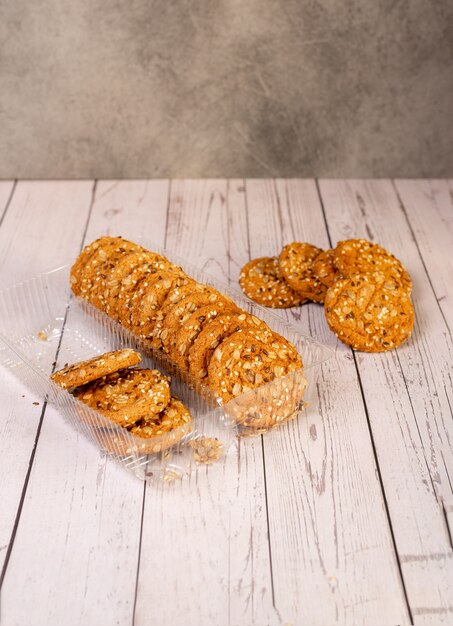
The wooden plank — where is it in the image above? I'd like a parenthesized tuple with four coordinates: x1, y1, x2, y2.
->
(0, 181, 170, 626)
(0, 181, 93, 582)
(134, 180, 279, 626)
(245, 179, 410, 624)
(393, 179, 453, 333)
(318, 179, 453, 623)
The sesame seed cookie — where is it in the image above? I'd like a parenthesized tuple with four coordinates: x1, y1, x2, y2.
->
(172, 301, 240, 372)
(51, 349, 141, 389)
(157, 290, 234, 359)
(278, 242, 326, 303)
(324, 272, 414, 352)
(96, 397, 192, 455)
(334, 239, 412, 293)
(74, 368, 171, 427)
(115, 262, 164, 329)
(130, 271, 193, 338)
(188, 312, 267, 380)
(207, 330, 302, 403)
(239, 257, 307, 308)
(312, 249, 341, 288)
(104, 249, 175, 319)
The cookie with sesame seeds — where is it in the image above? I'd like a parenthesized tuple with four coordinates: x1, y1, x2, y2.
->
(225, 374, 308, 433)
(104, 249, 177, 319)
(130, 271, 194, 339)
(77, 238, 144, 312)
(333, 239, 412, 293)
(95, 397, 192, 456)
(172, 301, 240, 372)
(239, 257, 307, 308)
(115, 261, 167, 329)
(207, 330, 302, 404)
(312, 248, 341, 288)
(74, 368, 171, 427)
(324, 272, 414, 352)
(70, 236, 133, 297)
(157, 289, 234, 358)
(51, 349, 142, 389)
(278, 242, 326, 303)
(188, 311, 272, 381)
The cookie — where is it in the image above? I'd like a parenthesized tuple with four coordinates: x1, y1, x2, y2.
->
(74, 368, 171, 427)
(70, 236, 113, 295)
(131, 271, 194, 339)
(324, 272, 415, 352)
(150, 283, 220, 350)
(115, 262, 167, 329)
(312, 249, 340, 288)
(51, 349, 141, 389)
(334, 239, 412, 292)
(239, 257, 307, 308)
(79, 238, 144, 312)
(226, 374, 307, 432)
(104, 249, 175, 319)
(159, 290, 235, 361)
(208, 330, 302, 403)
(278, 242, 326, 303)
(97, 397, 192, 456)
(172, 301, 239, 372)
(188, 312, 265, 380)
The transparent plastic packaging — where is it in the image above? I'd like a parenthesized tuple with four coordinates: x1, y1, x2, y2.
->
(0, 245, 332, 480)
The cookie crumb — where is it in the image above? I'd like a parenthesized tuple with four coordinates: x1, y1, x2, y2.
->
(37, 330, 47, 341)
(189, 437, 223, 464)
(33, 402, 39, 406)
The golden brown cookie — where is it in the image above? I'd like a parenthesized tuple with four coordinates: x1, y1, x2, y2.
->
(74, 368, 171, 427)
(324, 272, 414, 352)
(104, 249, 176, 319)
(172, 301, 240, 372)
(70, 236, 114, 296)
(160, 290, 235, 361)
(188, 312, 264, 380)
(225, 374, 307, 433)
(131, 271, 194, 339)
(334, 239, 412, 292)
(278, 242, 326, 303)
(78, 238, 144, 312)
(51, 349, 141, 389)
(207, 330, 302, 403)
(96, 398, 192, 455)
(116, 262, 168, 329)
(312, 249, 340, 288)
(239, 257, 307, 308)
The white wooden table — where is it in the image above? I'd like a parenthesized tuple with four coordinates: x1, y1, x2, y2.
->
(0, 179, 452, 626)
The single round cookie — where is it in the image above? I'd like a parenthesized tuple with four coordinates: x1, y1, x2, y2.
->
(74, 368, 171, 427)
(312, 249, 340, 288)
(188, 312, 266, 380)
(70, 236, 115, 295)
(131, 271, 194, 339)
(51, 349, 141, 389)
(226, 374, 307, 433)
(278, 242, 326, 303)
(239, 257, 307, 308)
(96, 398, 192, 455)
(324, 273, 414, 352)
(80, 238, 144, 312)
(116, 262, 166, 329)
(104, 249, 175, 319)
(207, 330, 302, 403)
(334, 239, 412, 292)
(173, 301, 239, 372)
(157, 290, 233, 359)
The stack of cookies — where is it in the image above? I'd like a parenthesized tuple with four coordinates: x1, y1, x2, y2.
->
(51, 349, 193, 454)
(239, 239, 414, 353)
(70, 237, 306, 430)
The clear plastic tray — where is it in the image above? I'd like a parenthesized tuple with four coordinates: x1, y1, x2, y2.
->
(0, 244, 333, 480)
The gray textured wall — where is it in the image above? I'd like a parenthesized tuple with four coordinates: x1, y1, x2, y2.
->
(1, 0, 452, 179)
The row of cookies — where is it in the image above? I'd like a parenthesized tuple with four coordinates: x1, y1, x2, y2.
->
(239, 239, 414, 352)
(70, 237, 305, 424)
(51, 349, 193, 454)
